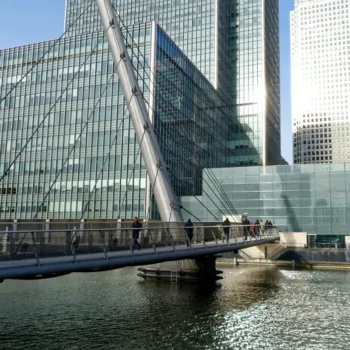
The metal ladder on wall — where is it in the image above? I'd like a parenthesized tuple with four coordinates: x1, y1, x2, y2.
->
(170, 269, 178, 284)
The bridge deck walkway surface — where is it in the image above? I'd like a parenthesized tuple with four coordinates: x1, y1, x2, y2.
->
(0, 234, 279, 280)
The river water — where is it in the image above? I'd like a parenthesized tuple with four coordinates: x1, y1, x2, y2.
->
(1, 265, 350, 350)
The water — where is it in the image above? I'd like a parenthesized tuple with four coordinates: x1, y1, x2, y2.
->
(1, 265, 350, 350)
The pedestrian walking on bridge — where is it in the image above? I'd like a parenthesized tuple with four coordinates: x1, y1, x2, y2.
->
(222, 218, 230, 243)
(184, 218, 194, 247)
(131, 217, 142, 250)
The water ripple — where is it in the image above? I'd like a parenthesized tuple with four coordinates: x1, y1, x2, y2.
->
(1, 266, 350, 349)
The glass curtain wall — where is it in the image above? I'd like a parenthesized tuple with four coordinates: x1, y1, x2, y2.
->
(65, 0, 222, 91)
(264, 0, 280, 166)
(181, 163, 350, 236)
(0, 24, 150, 220)
(291, 0, 350, 164)
(65, 0, 282, 166)
(0, 22, 230, 220)
(154, 25, 230, 197)
(228, 0, 280, 166)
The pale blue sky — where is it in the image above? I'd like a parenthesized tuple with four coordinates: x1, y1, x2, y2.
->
(0, 0, 294, 164)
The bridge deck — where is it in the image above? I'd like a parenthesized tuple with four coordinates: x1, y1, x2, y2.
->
(0, 234, 279, 281)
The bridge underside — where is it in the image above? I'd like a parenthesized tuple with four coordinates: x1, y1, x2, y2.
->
(0, 235, 279, 281)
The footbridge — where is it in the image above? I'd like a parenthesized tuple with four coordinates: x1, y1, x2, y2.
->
(0, 222, 279, 281)
(0, 0, 280, 283)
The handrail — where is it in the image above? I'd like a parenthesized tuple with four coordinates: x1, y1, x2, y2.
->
(0, 225, 279, 235)
(0, 223, 279, 262)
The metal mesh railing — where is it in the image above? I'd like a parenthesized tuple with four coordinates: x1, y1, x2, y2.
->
(0, 221, 279, 262)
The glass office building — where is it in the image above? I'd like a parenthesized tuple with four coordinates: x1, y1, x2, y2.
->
(291, 0, 350, 164)
(0, 22, 229, 220)
(229, 0, 281, 166)
(64, 0, 230, 95)
(181, 163, 350, 236)
(0, 0, 282, 220)
(64, 0, 281, 166)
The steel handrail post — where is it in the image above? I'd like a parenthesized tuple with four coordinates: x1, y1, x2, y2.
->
(65, 230, 71, 255)
(31, 232, 40, 266)
(108, 230, 113, 251)
(212, 230, 218, 247)
(88, 230, 93, 253)
(126, 230, 133, 256)
(233, 226, 238, 245)
(9, 228, 15, 259)
(99, 230, 108, 259)
(71, 228, 77, 262)
(147, 229, 157, 254)
(168, 228, 176, 252)
(202, 227, 207, 248)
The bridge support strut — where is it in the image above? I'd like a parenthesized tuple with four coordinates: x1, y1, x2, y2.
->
(137, 257, 223, 283)
(95, 0, 183, 223)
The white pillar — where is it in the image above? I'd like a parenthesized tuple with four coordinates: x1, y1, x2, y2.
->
(45, 219, 50, 243)
(95, 0, 183, 223)
(1, 227, 8, 254)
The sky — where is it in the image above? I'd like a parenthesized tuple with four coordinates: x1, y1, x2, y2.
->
(0, 0, 295, 164)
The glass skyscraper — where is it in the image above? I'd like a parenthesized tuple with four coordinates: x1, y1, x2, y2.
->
(64, 0, 229, 93)
(0, 0, 281, 220)
(64, 0, 281, 166)
(229, 0, 281, 166)
(0, 20, 229, 220)
(291, 0, 350, 164)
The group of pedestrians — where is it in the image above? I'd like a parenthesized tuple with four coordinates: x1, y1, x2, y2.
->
(223, 217, 274, 242)
(130, 217, 196, 251)
(130, 217, 196, 249)
(241, 217, 274, 240)
(186, 217, 231, 245)
(130, 216, 274, 251)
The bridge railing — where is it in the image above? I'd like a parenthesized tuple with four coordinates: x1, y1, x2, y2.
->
(0, 221, 279, 262)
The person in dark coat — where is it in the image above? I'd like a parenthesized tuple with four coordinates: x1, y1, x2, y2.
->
(184, 218, 194, 247)
(222, 218, 230, 243)
(265, 220, 269, 231)
(131, 217, 142, 250)
(243, 217, 250, 240)
(254, 219, 260, 237)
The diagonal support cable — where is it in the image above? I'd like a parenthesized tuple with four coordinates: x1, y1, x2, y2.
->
(180, 205, 202, 222)
(80, 112, 127, 220)
(0, 29, 110, 184)
(111, 3, 235, 221)
(205, 168, 238, 215)
(0, 0, 94, 106)
(203, 169, 237, 214)
(33, 72, 116, 219)
(116, 129, 147, 220)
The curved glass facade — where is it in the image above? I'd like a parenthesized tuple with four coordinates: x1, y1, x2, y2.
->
(181, 163, 350, 235)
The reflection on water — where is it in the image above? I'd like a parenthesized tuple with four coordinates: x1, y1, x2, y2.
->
(1, 265, 350, 349)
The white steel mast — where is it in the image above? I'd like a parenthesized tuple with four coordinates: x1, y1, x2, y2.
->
(95, 0, 183, 222)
